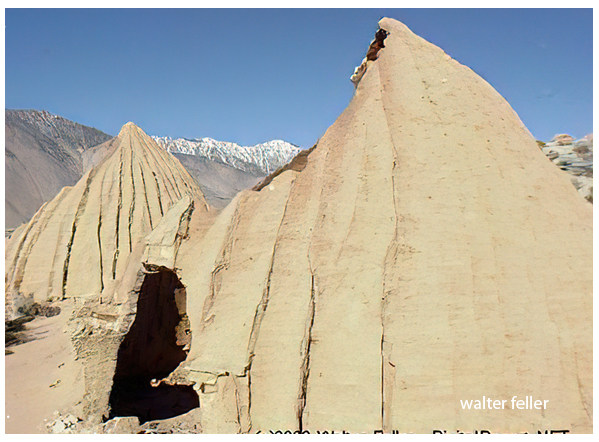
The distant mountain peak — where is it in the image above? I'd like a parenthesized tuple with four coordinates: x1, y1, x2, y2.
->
(152, 136, 301, 175)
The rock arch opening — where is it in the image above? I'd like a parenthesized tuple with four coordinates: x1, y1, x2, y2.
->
(108, 268, 198, 423)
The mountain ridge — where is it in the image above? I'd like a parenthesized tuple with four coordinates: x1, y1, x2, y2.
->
(5, 109, 113, 229)
(6, 110, 301, 227)
(152, 136, 301, 175)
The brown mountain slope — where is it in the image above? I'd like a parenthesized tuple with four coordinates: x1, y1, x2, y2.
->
(172, 153, 264, 208)
(5, 110, 113, 229)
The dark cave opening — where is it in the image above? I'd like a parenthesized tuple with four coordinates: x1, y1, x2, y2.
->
(108, 268, 198, 424)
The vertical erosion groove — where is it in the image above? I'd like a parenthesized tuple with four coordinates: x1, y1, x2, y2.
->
(62, 172, 95, 297)
(202, 200, 243, 326)
(139, 136, 176, 205)
(242, 249, 275, 429)
(246, 252, 275, 362)
(377, 63, 401, 433)
(97, 161, 109, 293)
(238, 182, 296, 432)
(128, 146, 137, 253)
(172, 201, 195, 262)
(139, 165, 154, 230)
(97, 200, 104, 292)
(112, 147, 124, 279)
(297, 270, 316, 432)
(133, 134, 162, 222)
(233, 377, 244, 431)
(152, 171, 164, 217)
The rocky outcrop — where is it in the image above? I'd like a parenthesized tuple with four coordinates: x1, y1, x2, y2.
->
(5, 122, 209, 431)
(5, 122, 207, 318)
(6, 17, 592, 435)
(351, 27, 389, 85)
(5, 109, 113, 229)
(540, 134, 593, 202)
(550, 133, 575, 146)
(159, 18, 590, 433)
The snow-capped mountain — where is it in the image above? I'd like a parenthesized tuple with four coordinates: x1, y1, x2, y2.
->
(152, 136, 301, 175)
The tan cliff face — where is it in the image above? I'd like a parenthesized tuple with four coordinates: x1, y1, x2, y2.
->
(5, 122, 208, 318)
(5, 17, 592, 434)
(164, 17, 591, 433)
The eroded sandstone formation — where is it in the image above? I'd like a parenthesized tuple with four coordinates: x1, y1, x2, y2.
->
(5, 123, 207, 318)
(6, 17, 592, 434)
(164, 18, 591, 433)
(5, 122, 209, 429)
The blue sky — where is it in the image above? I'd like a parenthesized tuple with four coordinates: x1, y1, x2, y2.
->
(5, 8, 593, 148)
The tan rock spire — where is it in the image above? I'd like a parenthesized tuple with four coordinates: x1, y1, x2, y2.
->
(5, 122, 207, 317)
(164, 17, 591, 433)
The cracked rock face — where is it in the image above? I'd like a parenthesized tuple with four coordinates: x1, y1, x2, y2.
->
(5, 17, 592, 434)
(5, 122, 208, 432)
(167, 18, 591, 433)
(5, 122, 207, 319)
(540, 134, 593, 202)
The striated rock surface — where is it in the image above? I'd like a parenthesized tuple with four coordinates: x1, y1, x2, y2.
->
(5, 122, 209, 433)
(5, 18, 592, 435)
(5, 122, 207, 319)
(540, 134, 593, 202)
(6, 109, 296, 230)
(160, 18, 591, 433)
(5, 109, 113, 229)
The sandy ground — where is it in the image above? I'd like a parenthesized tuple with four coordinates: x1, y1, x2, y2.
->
(5, 300, 85, 434)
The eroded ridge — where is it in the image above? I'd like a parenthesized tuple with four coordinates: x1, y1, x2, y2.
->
(5, 122, 207, 317)
(167, 17, 592, 434)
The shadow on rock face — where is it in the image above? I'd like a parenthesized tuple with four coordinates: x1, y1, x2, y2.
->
(108, 269, 198, 424)
(109, 382, 198, 424)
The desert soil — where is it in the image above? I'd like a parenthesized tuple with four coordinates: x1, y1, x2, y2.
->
(5, 299, 85, 434)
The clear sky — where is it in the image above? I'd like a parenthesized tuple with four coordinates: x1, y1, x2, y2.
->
(5, 8, 593, 148)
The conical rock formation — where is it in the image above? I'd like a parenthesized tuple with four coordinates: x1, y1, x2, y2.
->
(5, 122, 207, 319)
(160, 18, 591, 433)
